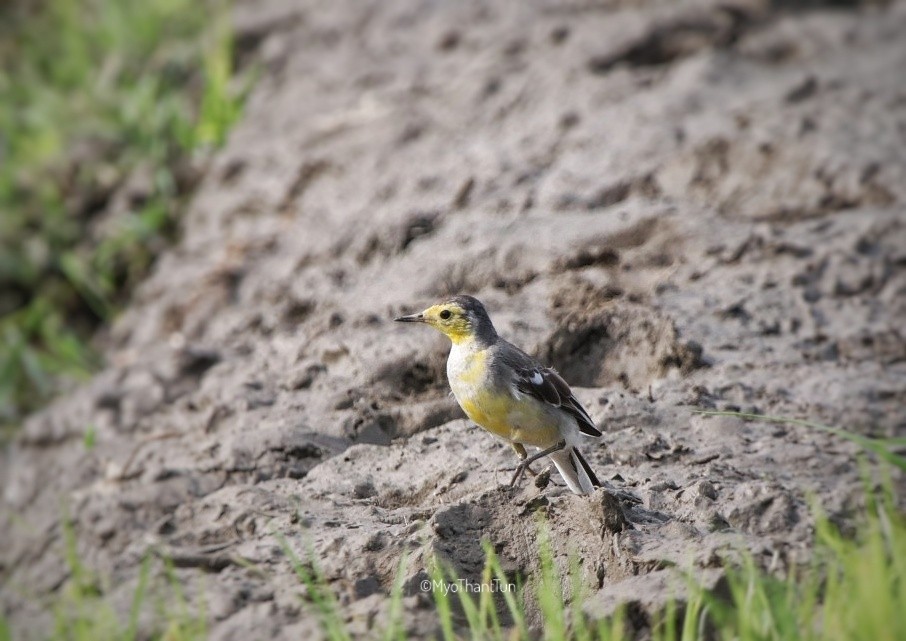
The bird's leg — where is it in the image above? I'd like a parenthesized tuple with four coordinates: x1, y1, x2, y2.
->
(510, 440, 566, 489)
(511, 443, 538, 476)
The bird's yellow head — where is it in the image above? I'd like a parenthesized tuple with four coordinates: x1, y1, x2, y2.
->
(394, 295, 497, 345)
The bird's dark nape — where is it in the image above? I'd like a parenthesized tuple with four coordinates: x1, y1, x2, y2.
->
(448, 295, 497, 344)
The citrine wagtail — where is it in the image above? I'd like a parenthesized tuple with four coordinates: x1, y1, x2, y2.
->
(395, 295, 602, 494)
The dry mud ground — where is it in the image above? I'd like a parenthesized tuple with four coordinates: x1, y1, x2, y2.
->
(3, 0, 906, 638)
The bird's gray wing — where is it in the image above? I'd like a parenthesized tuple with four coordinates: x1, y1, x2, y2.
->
(497, 342, 602, 438)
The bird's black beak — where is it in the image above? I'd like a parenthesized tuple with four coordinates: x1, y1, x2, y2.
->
(394, 312, 425, 323)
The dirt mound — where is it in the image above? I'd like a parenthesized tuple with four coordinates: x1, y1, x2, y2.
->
(3, 0, 905, 638)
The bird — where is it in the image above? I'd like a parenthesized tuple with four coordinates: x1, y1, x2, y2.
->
(394, 295, 602, 495)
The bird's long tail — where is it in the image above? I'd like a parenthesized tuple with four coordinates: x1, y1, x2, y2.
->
(549, 446, 601, 495)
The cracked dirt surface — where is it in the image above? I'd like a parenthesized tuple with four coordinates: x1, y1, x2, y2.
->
(2, 0, 905, 638)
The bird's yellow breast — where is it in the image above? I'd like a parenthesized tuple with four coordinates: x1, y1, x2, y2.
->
(449, 346, 560, 447)
(459, 390, 518, 439)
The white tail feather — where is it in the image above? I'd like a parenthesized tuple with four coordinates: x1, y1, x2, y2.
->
(548, 447, 598, 495)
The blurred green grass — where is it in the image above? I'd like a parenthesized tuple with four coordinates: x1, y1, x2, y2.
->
(0, 0, 245, 434)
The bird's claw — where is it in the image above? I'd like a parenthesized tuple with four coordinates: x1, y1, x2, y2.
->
(509, 462, 530, 488)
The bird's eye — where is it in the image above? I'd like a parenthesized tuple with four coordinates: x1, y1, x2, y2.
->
(439, 309, 452, 320)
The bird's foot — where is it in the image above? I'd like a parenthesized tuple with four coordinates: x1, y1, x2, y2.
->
(509, 461, 530, 488)
(511, 443, 538, 477)
(508, 440, 566, 489)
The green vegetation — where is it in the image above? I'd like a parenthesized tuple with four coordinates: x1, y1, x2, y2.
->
(281, 534, 355, 641)
(0, 518, 206, 641)
(423, 536, 628, 641)
(678, 471, 904, 641)
(0, 0, 246, 433)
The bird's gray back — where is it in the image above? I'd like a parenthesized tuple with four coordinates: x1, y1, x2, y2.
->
(487, 338, 542, 387)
